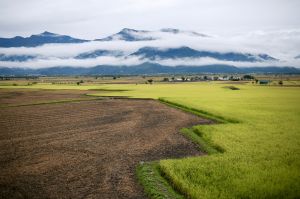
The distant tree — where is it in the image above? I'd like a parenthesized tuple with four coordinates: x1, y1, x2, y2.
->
(279, 80, 283, 86)
(113, 76, 117, 80)
(255, 79, 259, 84)
(181, 76, 185, 82)
(147, 79, 153, 84)
(162, 77, 169, 82)
(76, 80, 84, 85)
(243, 75, 254, 80)
(171, 77, 175, 81)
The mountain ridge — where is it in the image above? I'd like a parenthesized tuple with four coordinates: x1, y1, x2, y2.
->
(0, 28, 209, 46)
(95, 28, 155, 41)
(1, 63, 299, 76)
(0, 31, 89, 47)
(130, 46, 277, 62)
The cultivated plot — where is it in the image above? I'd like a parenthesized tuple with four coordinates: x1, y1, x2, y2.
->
(0, 91, 212, 199)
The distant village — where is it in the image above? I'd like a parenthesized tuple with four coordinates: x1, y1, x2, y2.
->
(160, 75, 273, 85)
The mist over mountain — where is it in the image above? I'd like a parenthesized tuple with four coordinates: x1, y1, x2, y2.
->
(160, 28, 208, 37)
(0, 28, 300, 74)
(130, 47, 277, 62)
(75, 50, 124, 59)
(0, 28, 209, 46)
(0, 54, 36, 61)
(95, 28, 155, 42)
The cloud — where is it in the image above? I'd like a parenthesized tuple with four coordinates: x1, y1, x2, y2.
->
(1, 56, 299, 69)
(0, 56, 141, 68)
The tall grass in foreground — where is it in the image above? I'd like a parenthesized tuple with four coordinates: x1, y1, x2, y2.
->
(2, 82, 300, 198)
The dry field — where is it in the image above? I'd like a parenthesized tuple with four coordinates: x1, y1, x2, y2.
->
(0, 89, 211, 199)
(0, 89, 101, 107)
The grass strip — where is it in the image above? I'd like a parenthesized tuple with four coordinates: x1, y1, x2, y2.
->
(1, 98, 102, 108)
(181, 127, 225, 154)
(158, 98, 239, 123)
(88, 88, 131, 92)
(136, 162, 184, 199)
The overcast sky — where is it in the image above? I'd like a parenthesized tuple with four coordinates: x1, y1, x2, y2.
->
(0, 0, 300, 39)
(1, 0, 300, 68)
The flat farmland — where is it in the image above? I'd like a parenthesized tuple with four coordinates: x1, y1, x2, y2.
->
(0, 81, 299, 199)
(0, 90, 212, 199)
(0, 89, 101, 107)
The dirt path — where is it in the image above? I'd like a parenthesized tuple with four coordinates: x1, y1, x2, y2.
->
(0, 91, 212, 199)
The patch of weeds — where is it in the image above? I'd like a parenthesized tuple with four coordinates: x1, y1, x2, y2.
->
(136, 162, 184, 199)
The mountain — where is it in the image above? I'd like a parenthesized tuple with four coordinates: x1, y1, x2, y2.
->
(1, 63, 299, 76)
(130, 46, 277, 62)
(241, 66, 300, 73)
(75, 50, 124, 59)
(95, 28, 209, 41)
(160, 28, 208, 37)
(0, 54, 36, 61)
(0, 31, 89, 47)
(95, 28, 155, 41)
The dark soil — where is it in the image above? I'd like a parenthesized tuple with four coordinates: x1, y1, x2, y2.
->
(0, 89, 99, 107)
(0, 90, 212, 199)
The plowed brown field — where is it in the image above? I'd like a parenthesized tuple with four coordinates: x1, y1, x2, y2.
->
(0, 90, 212, 199)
